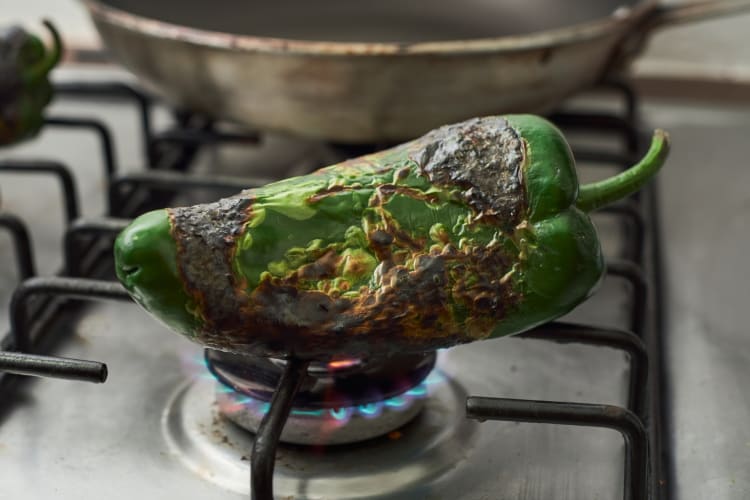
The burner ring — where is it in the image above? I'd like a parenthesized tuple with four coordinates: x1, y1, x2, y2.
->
(216, 381, 430, 445)
(162, 369, 476, 495)
(205, 349, 436, 409)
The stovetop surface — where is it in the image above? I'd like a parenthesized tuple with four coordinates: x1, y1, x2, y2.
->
(650, 101, 750, 499)
(0, 301, 630, 499)
(0, 67, 748, 499)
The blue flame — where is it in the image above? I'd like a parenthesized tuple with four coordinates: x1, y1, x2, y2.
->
(405, 385, 427, 397)
(291, 408, 326, 417)
(213, 366, 446, 427)
(357, 402, 382, 418)
(329, 407, 353, 422)
(424, 371, 446, 385)
(384, 396, 408, 409)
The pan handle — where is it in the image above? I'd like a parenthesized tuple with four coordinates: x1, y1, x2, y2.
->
(648, 0, 750, 30)
(604, 0, 750, 73)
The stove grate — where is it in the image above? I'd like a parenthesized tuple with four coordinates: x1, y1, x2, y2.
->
(465, 396, 648, 500)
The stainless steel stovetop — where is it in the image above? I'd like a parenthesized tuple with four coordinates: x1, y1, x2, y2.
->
(0, 67, 748, 500)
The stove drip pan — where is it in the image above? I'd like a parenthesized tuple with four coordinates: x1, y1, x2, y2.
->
(206, 350, 436, 445)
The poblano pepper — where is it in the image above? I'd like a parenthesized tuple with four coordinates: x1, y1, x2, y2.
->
(0, 20, 62, 146)
(114, 115, 669, 359)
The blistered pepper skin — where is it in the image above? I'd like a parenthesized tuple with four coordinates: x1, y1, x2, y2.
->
(115, 115, 669, 359)
(0, 21, 62, 146)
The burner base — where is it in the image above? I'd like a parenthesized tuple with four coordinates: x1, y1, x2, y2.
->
(216, 382, 427, 445)
(162, 371, 476, 498)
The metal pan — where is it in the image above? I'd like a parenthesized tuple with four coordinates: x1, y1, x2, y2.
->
(83, 0, 750, 142)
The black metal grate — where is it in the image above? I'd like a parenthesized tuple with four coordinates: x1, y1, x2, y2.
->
(0, 81, 667, 500)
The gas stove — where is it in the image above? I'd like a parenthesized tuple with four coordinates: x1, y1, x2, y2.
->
(0, 66, 747, 500)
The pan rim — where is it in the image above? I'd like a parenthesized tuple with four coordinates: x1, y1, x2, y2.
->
(82, 0, 655, 56)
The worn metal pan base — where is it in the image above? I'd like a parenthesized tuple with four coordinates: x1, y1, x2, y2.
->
(102, 0, 632, 42)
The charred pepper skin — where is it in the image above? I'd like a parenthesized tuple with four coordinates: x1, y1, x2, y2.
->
(0, 21, 62, 146)
(114, 115, 669, 359)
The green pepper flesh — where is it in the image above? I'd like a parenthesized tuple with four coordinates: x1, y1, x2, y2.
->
(0, 20, 62, 146)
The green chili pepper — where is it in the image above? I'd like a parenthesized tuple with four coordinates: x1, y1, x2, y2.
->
(0, 20, 62, 146)
(114, 115, 669, 359)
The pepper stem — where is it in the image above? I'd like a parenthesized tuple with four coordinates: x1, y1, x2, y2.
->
(23, 20, 63, 85)
(576, 129, 670, 212)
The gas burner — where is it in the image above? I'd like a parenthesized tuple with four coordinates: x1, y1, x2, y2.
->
(162, 366, 474, 497)
(205, 350, 436, 445)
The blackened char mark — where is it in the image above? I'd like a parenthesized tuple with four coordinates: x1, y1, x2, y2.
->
(414, 116, 526, 231)
(296, 249, 340, 281)
(249, 280, 352, 329)
(0, 26, 30, 97)
(199, 229, 522, 358)
(169, 192, 254, 332)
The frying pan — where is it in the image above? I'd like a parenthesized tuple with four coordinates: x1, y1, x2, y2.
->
(83, 0, 750, 142)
